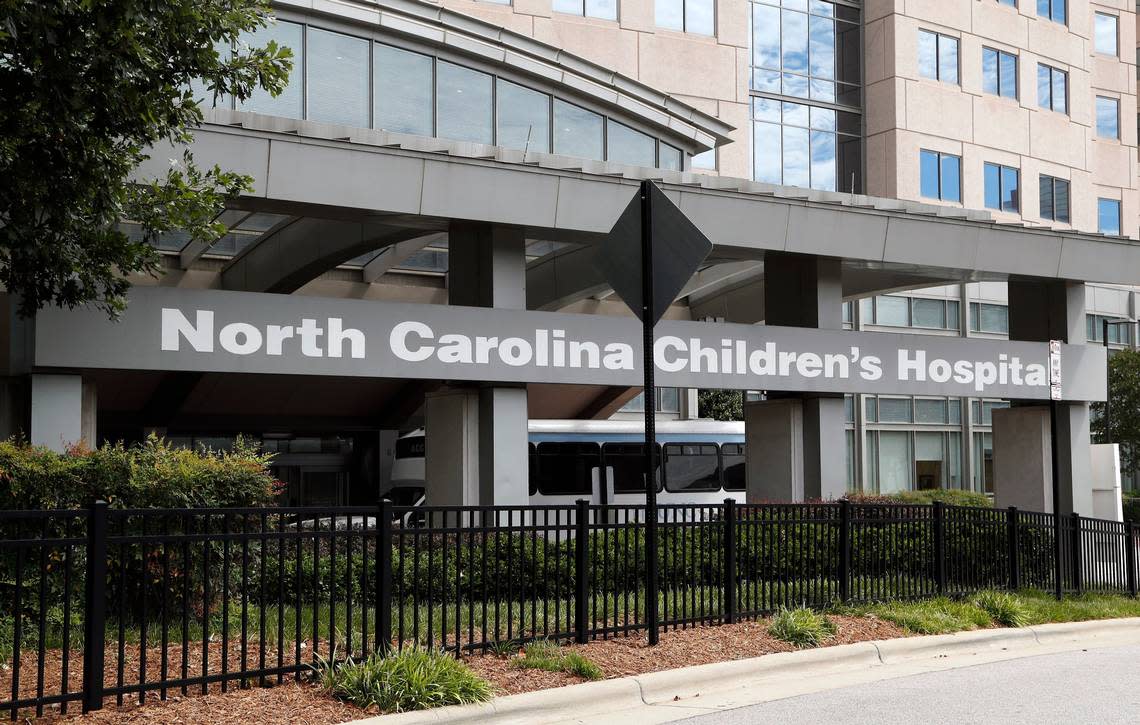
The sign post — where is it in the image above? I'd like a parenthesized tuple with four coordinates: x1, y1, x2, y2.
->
(597, 180, 713, 644)
(1049, 339, 1063, 600)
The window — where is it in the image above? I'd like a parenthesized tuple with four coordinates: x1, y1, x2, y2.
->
(663, 444, 721, 493)
(307, 28, 370, 128)
(983, 163, 1020, 212)
(1096, 97, 1120, 140)
(553, 100, 604, 161)
(656, 0, 714, 35)
(982, 48, 1017, 98)
(753, 97, 859, 191)
(660, 144, 683, 171)
(751, 0, 861, 107)
(497, 81, 551, 153)
(969, 302, 1009, 334)
(607, 121, 656, 167)
(1098, 198, 1122, 236)
(436, 62, 493, 144)
(863, 295, 959, 330)
(918, 30, 959, 84)
(1088, 314, 1133, 344)
(603, 443, 662, 493)
(971, 400, 1010, 426)
(919, 150, 961, 202)
(1039, 175, 1070, 222)
(1037, 0, 1065, 24)
(722, 443, 745, 491)
(996, 0, 1016, 6)
(1037, 64, 1067, 113)
(238, 21, 303, 118)
(1094, 13, 1118, 56)
(554, 0, 618, 20)
(374, 44, 433, 136)
(620, 388, 683, 413)
(692, 148, 716, 171)
(533, 442, 599, 496)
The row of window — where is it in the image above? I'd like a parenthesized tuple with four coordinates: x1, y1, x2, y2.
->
(751, 97, 860, 191)
(527, 441, 745, 496)
(195, 21, 685, 169)
(858, 295, 1008, 334)
(919, 151, 1123, 234)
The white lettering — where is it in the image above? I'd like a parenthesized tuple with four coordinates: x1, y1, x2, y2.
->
(390, 321, 435, 362)
(297, 318, 324, 357)
(603, 343, 635, 371)
(655, 336, 688, 373)
(219, 322, 262, 355)
(327, 317, 365, 359)
(499, 337, 533, 367)
(265, 325, 293, 356)
(161, 308, 213, 352)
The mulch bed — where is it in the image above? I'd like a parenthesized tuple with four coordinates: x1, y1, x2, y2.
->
(10, 614, 907, 723)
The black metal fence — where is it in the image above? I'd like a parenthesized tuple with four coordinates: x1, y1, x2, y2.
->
(1, 499, 1137, 718)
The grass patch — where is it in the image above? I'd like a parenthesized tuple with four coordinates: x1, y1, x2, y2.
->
(511, 639, 603, 680)
(857, 597, 991, 635)
(973, 591, 1031, 628)
(317, 648, 493, 713)
(767, 606, 835, 648)
(1015, 590, 1140, 625)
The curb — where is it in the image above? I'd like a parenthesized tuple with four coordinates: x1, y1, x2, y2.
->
(352, 617, 1140, 725)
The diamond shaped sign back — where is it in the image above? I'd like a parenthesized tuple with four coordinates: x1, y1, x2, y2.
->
(596, 181, 713, 325)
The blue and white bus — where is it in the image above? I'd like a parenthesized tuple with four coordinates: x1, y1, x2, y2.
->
(385, 419, 746, 507)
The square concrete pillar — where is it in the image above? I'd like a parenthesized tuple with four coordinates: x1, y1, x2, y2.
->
(424, 388, 480, 507)
(992, 405, 1094, 516)
(30, 374, 95, 452)
(745, 398, 803, 502)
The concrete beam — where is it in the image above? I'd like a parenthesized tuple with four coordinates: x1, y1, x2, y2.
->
(526, 245, 609, 311)
(362, 233, 445, 283)
(220, 217, 428, 293)
(179, 209, 252, 269)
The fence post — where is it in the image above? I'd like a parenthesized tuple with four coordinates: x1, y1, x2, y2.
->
(1006, 506, 1020, 592)
(932, 501, 946, 595)
(1127, 523, 1138, 598)
(81, 500, 108, 713)
(377, 499, 393, 654)
(838, 499, 851, 603)
(1071, 512, 1082, 595)
(723, 499, 737, 624)
(574, 499, 590, 644)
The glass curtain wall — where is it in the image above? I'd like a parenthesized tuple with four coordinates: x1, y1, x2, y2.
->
(750, 0, 861, 192)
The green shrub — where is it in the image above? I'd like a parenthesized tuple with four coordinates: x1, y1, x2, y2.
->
(847, 490, 992, 508)
(974, 590, 1030, 627)
(511, 639, 603, 681)
(767, 606, 835, 647)
(869, 598, 990, 634)
(318, 648, 493, 713)
(1123, 495, 1140, 524)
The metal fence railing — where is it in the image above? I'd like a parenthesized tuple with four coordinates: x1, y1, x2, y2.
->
(0, 499, 1137, 718)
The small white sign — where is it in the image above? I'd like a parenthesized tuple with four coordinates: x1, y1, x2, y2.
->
(1049, 339, 1063, 400)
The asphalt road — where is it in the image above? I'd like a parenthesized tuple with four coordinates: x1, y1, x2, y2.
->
(677, 644, 1140, 725)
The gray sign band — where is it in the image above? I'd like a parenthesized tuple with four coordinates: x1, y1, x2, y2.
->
(34, 287, 1106, 402)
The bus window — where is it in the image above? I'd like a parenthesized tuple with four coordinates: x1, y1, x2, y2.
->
(535, 442, 599, 496)
(603, 442, 662, 493)
(395, 435, 425, 459)
(663, 443, 720, 493)
(722, 443, 745, 492)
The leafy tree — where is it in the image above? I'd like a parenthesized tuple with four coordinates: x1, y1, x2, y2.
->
(698, 389, 743, 421)
(1092, 349, 1140, 476)
(0, 0, 292, 316)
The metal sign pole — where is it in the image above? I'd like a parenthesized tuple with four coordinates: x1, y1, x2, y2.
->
(640, 181, 660, 645)
(1048, 340, 1063, 601)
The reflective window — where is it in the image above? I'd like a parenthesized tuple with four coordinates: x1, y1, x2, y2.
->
(866, 296, 958, 330)
(498, 81, 551, 152)
(657, 0, 714, 35)
(239, 20, 303, 118)
(692, 148, 716, 170)
(189, 39, 233, 108)
(1095, 13, 1118, 56)
(1096, 97, 1119, 140)
(753, 97, 857, 191)
(1098, 198, 1122, 236)
(919, 149, 961, 202)
(307, 28, 370, 127)
(608, 121, 656, 167)
(555, 0, 618, 20)
(1037, 64, 1067, 114)
(660, 144, 683, 171)
(604, 443, 663, 493)
(969, 302, 1009, 334)
(436, 62, 493, 144)
(914, 398, 949, 424)
(663, 444, 721, 493)
(982, 47, 1017, 99)
(983, 162, 1020, 212)
(875, 296, 909, 326)
(374, 44, 434, 136)
(751, 0, 860, 106)
(878, 397, 913, 423)
(722, 443, 746, 491)
(1039, 175, 1070, 223)
(534, 442, 599, 495)
(1037, 0, 1065, 24)
(918, 30, 958, 84)
(1088, 314, 1133, 344)
(553, 100, 604, 160)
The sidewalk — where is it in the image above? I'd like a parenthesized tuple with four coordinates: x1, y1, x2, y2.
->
(351, 618, 1140, 725)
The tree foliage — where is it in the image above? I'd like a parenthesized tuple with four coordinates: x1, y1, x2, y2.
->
(698, 389, 743, 421)
(1092, 349, 1140, 476)
(0, 0, 293, 316)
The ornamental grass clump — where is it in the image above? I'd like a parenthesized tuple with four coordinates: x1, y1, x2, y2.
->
(974, 590, 1031, 628)
(318, 649, 493, 713)
(511, 639, 604, 680)
(767, 606, 836, 648)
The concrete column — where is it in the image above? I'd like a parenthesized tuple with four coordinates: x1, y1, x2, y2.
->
(423, 223, 529, 506)
(30, 374, 96, 452)
(997, 279, 1093, 515)
(747, 253, 846, 502)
